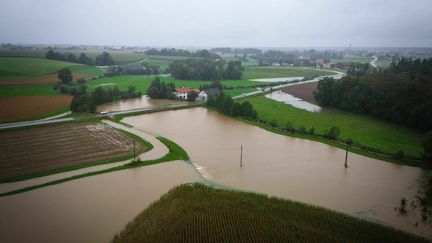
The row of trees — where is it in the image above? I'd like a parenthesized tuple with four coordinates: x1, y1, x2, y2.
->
(104, 64, 160, 77)
(314, 58, 432, 132)
(70, 85, 141, 113)
(145, 48, 219, 59)
(170, 59, 243, 80)
(146, 77, 175, 99)
(46, 50, 114, 66)
(46, 50, 94, 65)
(207, 93, 257, 119)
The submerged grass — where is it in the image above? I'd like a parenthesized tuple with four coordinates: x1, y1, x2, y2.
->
(112, 183, 429, 243)
(0, 136, 188, 197)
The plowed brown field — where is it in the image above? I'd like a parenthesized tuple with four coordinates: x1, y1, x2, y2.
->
(0, 123, 144, 180)
(281, 82, 318, 103)
(0, 96, 72, 123)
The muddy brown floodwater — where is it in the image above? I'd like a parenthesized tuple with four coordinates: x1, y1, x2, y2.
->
(124, 107, 431, 239)
(0, 161, 202, 243)
(96, 95, 186, 112)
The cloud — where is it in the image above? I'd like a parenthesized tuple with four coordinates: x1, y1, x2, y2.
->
(0, 0, 431, 47)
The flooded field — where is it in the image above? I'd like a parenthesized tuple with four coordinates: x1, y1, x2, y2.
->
(0, 161, 202, 243)
(0, 123, 144, 180)
(124, 107, 431, 238)
(96, 95, 185, 112)
(266, 90, 321, 112)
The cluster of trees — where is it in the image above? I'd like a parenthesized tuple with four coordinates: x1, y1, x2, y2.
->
(46, 50, 114, 66)
(251, 49, 347, 66)
(146, 76, 175, 99)
(71, 85, 141, 113)
(314, 58, 432, 132)
(171, 59, 243, 80)
(207, 94, 257, 119)
(46, 50, 94, 65)
(145, 48, 219, 59)
(252, 50, 299, 66)
(104, 64, 160, 77)
(210, 47, 262, 55)
(95, 52, 114, 66)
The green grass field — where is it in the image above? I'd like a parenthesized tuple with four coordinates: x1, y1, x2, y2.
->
(243, 96, 423, 158)
(244, 66, 336, 79)
(112, 183, 427, 243)
(0, 57, 102, 80)
(0, 84, 60, 96)
(87, 75, 260, 93)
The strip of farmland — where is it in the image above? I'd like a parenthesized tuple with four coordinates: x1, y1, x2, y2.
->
(0, 123, 145, 180)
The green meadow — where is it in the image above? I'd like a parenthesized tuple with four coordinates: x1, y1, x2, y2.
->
(0, 57, 102, 80)
(243, 95, 424, 158)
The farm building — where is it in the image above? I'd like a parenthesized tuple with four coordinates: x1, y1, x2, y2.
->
(197, 87, 221, 101)
(174, 87, 200, 100)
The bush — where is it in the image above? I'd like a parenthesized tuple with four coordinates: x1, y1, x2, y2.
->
(308, 126, 315, 135)
(269, 120, 278, 128)
(326, 126, 340, 140)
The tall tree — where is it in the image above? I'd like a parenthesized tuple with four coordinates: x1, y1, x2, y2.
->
(58, 68, 73, 84)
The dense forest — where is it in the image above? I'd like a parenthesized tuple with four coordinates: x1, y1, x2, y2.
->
(314, 58, 432, 132)
(170, 59, 243, 80)
(145, 48, 219, 59)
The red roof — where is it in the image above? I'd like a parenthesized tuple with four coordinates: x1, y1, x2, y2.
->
(175, 87, 192, 93)
(175, 87, 200, 93)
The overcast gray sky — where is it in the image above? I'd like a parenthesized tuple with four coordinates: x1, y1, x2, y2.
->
(0, 0, 431, 47)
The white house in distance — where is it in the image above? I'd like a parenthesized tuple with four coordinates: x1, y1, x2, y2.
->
(197, 87, 221, 101)
(174, 87, 221, 101)
(174, 87, 200, 100)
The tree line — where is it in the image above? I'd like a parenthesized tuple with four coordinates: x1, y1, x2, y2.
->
(46, 50, 115, 66)
(70, 85, 141, 113)
(314, 58, 432, 132)
(207, 93, 257, 119)
(104, 63, 160, 77)
(146, 76, 175, 99)
(145, 48, 219, 59)
(170, 59, 243, 80)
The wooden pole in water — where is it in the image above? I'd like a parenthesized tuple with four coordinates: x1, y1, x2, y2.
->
(240, 145, 243, 168)
(344, 144, 348, 168)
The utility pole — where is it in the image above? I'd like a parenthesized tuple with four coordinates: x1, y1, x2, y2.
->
(344, 144, 348, 168)
(240, 145, 243, 168)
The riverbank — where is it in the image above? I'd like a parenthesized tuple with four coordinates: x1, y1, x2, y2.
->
(113, 183, 429, 243)
(236, 95, 425, 166)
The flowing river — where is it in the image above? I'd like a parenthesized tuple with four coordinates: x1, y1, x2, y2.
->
(0, 107, 430, 242)
(124, 107, 431, 238)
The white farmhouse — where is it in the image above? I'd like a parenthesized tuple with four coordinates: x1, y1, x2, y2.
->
(174, 87, 200, 100)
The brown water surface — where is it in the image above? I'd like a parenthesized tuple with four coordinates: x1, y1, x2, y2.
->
(0, 161, 201, 243)
(124, 107, 430, 238)
(96, 95, 185, 112)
